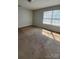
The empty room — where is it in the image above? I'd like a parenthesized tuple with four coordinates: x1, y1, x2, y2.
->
(18, 0, 60, 59)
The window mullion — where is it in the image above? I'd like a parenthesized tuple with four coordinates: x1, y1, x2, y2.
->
(51, 11, 53, 24)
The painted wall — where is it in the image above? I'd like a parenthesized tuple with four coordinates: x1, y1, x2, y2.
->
(33, 5, 60, 32)
(18, 7, 32, 28)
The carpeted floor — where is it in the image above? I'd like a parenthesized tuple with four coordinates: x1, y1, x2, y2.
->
(18, 26, 60, 59)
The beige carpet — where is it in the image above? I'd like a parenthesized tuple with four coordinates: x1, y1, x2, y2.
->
(18, 26, 60, 59)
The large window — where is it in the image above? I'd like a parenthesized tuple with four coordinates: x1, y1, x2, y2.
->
(43, 10, 60, 26)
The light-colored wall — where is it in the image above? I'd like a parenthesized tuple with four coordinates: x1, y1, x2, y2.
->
(18, 7, 32, 28)
(33, 5, 60, 32)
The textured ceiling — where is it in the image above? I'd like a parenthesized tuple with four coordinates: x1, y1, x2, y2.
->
(18, 0, 60, 10)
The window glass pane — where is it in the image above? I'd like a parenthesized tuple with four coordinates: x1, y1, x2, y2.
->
(44, 11, 53, 18)
(52, 19, 60, 26)
(43, 11, 52, 24)
(43, 18, 51, 24)
(52, 10, 60, 26)
(52, 10, 60, 19)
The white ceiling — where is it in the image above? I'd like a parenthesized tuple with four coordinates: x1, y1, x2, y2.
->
(18, 0, 60, 10)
